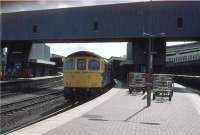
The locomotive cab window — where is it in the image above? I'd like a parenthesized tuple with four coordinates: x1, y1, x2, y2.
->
(64, 59, 75, 70)
(77, 59, 86, 70)
(88, 59, 100, 70)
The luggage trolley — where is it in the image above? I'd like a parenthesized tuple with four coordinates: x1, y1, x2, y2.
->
(128, 72, 146, 94)
(152, 74, 174, 101)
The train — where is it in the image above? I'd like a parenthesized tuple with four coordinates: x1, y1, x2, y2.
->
(63, 51, 114, 100)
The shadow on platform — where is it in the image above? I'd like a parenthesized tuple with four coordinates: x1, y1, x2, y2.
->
(124, 106, 147, 121)
(86, 106, 147, 123)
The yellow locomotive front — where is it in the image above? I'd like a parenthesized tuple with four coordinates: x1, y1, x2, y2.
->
(63, 57, 104, 88)
(63, 51, 106, 99)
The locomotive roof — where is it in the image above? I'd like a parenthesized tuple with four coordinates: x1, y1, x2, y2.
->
(66, 51, 103, 59)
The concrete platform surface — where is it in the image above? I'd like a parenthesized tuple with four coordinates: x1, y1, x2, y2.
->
(9, 85, 200, 135)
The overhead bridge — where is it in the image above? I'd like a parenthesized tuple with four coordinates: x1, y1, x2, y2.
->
(2, 1, 200, 75)
(1, 1, 200, 43)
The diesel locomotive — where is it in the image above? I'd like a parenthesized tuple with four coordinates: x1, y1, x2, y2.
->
(63, 51, 113, 100)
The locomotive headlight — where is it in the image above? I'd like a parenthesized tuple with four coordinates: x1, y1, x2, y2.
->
(66, 82, 71, 86)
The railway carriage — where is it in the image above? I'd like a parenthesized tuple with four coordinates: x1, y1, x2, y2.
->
(63, 51, 113, 100)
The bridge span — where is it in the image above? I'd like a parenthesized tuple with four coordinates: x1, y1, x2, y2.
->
(1, 1, 200, 79)
(2, 1, 200, 43)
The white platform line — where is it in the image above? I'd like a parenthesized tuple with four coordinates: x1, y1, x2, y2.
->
(175, 83, 200, 115)
(9, 88, 120, 135)
(186, 93, 200, 115)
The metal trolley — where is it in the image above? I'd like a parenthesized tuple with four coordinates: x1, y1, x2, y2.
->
(152, 74, 174, 101)
(128, 72, 146, 94)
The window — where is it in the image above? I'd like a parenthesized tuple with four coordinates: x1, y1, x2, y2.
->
(166, 58, 169, 62)
(194, 55, 198, 60)
(183, 56, 187, 61)
(33, 25, 38, 33)
(88, 59, 100, 70)
(177, 17, 183, 29)
(64, 59, 75, 70)
(190, 56, 192, 60)
(179, 57, 181, 62)
(77, 59, 86, 70)
(93, 21, 99, 31)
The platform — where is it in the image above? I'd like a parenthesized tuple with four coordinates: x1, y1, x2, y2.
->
(9, 84, 200, 135)
(0, 74, 62, 84)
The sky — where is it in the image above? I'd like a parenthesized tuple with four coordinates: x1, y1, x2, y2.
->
(2, 0, 196, 58)
(46, 42, 127, 58)
(46, 41, 195, 58)
(1, 0, 149, 13)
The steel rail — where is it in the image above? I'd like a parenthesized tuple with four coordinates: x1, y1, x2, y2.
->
(0, 91, 63, 114)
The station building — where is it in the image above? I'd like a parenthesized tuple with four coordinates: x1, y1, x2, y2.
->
(50, 53, 64, 73)
(1, 43, 55, 79)
(166, 42, 200, 75)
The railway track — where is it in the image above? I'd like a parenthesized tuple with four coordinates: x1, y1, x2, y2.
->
(0, 90, 64, 134)
(1, 86, 112, 135)
(1, 75, 63, 93)
(1, 98, 86, 135)
(1, 91, 21, 98)
(34, 79, 63, 90)
(1, 79, 63, 99)
(0, 91, 63, 115)
(0, 90, 95, 134)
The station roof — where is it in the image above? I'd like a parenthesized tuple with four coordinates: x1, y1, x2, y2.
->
(109, 56, 126, 62)
(120, 60, 135, 66)
(66, 51, 103, 59)
(166, 42, 200, 55)
(51, 53, 65, 58)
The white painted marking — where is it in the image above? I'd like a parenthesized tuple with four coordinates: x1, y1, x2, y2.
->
(186, 93, 200, 115)
(174, 83, 200, 115)
(9, 88, 120, 135)
(174, 83, 186, 89)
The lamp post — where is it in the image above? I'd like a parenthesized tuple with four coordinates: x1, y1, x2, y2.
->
(143, 32, 165, 107)
(144, 33, 153, 107)
(142, 0, 166, 107)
